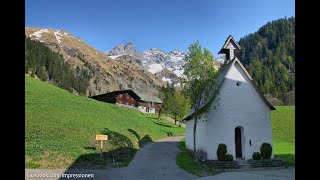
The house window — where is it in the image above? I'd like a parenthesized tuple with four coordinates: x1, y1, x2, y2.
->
(236, 81, 241, 86)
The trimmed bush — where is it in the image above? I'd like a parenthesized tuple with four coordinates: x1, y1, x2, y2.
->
(260, 143, 272, 159)
(196, 149, 207, 161)
(217, 143, 227, 161)
(226, 154, 233, 161)
(252, 152, 262, 160)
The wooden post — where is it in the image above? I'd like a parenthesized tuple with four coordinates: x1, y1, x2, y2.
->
(100, 140, 103, 159)
(96, 134, 108, 159)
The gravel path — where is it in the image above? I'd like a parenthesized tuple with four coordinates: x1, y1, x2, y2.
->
(163, 116, 186, 128)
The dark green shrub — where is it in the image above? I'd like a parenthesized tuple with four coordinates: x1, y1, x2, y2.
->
(252, 152, 262, 160)
(196, 149, 207, 161)
(217, 143, 227, 161)
(226, 154, 233, 161)
(260, 143, 272, 159)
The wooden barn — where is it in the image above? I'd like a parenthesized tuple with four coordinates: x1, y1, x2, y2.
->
(90, 90, 162, 114)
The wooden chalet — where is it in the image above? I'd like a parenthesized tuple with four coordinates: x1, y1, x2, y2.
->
(90, 90, 162, 114)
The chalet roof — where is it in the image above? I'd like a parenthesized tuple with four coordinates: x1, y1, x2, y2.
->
(136, 93, 162, 103)
(90, 89, 141, 100)
(184, 56, 275, 121)
(90, 89, 162, 104)
(218, 35, 241, 54)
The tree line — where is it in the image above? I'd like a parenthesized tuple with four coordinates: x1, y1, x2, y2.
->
(236, 17, 295, 105)
(158, 82, 190, 125)
(25, 37, 92, 95)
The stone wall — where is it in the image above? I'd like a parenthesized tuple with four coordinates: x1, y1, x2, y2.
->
(247, 159, 285, 168)
(203, 160, 240, 169)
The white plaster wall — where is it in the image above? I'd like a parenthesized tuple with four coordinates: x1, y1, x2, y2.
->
(204, 62, 273, 160)
(138, 106, 156, 114)
(149, 107, 156, 114)
(185, 118, 207, 152)
(138, 106, 146, 113)
(186, 120, 194, 150)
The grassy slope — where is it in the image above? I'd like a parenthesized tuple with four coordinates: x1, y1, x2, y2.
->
(176, 138, 222, 177)
(25, 75, 185, 168)
(272, 106, 295, 166)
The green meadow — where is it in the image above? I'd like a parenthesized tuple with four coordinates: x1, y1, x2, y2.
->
(25, 75, 185, 168)
(272, 106, 295, 166)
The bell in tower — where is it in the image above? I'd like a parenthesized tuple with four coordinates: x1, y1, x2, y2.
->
(218, 35, 241, 64)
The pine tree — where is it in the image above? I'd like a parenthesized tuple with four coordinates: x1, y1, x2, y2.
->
(237, 17, 295, 104)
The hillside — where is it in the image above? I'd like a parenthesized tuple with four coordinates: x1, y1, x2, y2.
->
(25, 27, 164, 96)
(236, 17, 295, 105)
(25, 75, 185, 168)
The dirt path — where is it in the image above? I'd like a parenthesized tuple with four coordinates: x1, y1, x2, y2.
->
(163, 116, 186, 128)
(25, 135, 197, 180)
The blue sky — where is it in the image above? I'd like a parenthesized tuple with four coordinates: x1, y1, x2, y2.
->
(25, 0, 294, 57)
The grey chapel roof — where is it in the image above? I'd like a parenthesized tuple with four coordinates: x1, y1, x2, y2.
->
(184, 57, 275, 121)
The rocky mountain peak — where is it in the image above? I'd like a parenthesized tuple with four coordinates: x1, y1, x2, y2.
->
(106, 43, 221, 86)
(106, 41, 145, 60)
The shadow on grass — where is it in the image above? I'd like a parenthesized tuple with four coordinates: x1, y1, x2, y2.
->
(274, 154, 295, 166)
(128, 128, 140, 140)
(153, 121, 174, 128)
(127, 128, 153, 148)
(161, 130, 175, 137)
(146, 116, 158, 120)
(60, 128, 138, 179)
(139, 135, 152, 148)
(83, 147, 96, 150)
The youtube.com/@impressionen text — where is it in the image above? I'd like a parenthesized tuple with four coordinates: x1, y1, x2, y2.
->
(26, 173, 94, 179)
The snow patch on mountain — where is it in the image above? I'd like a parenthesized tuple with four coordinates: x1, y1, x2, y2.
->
(215, 56, 226, 64)
(54, 30, 63, 44)
(168, 50, 185, 61)
(142, 48, 186, 78)
(30, 29, 49, 39)
(173, 68, 184, 77)
(148, 64, 164, 74)
(162, 77, 172, 83)
(108, 55, 122, 60)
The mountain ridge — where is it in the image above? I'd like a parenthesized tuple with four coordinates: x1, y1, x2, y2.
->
(106, 42, 221, 84)
(25, 27, 165, 96)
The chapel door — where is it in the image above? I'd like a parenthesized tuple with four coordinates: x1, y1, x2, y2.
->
(235, 127, 242, 158)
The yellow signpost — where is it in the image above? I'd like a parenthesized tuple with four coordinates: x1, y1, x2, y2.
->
(96, 134, 108, 158)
